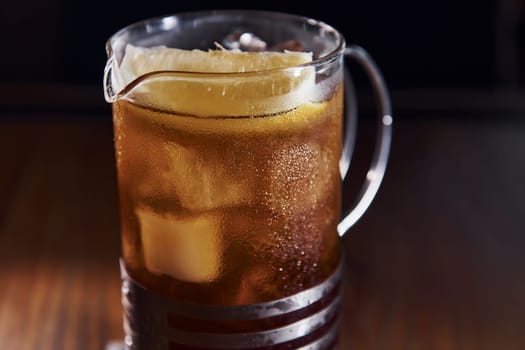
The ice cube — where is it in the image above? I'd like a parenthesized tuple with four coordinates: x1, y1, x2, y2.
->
(221, 31, 267, 51)
(132, 138, 254, 212)
(163, 143, 253, 211)
(119, 102, 255, 212)
(136, 207, 221, 283)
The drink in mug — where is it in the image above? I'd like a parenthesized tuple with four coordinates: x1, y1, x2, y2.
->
(114, 85, 343, 305)
(104, 10, 392, 350)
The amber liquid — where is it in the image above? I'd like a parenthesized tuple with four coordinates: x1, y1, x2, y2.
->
(113, 86, 343, 306)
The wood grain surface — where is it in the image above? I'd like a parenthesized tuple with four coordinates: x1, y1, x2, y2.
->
(0, 114, 524, 349)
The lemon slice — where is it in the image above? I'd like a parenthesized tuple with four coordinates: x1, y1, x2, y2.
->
(117, 44, 315, 116)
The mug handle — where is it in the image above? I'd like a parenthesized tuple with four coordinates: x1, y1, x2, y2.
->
(338, 46, 393, 237)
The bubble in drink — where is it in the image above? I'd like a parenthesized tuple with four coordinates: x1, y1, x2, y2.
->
(266, 141, 338, 215)
(162, 142, 254, 211)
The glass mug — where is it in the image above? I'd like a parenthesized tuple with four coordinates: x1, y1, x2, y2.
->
(104, 10, 392, 350)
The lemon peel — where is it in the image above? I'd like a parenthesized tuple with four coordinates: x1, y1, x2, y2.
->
(117, 44, 315, 116)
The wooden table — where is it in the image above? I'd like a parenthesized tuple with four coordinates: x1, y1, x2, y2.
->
(1, 109, 524, 349)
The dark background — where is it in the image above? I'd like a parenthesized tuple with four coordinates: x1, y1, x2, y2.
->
(1, 2, 525, 349)
(1, 0, 525, 91)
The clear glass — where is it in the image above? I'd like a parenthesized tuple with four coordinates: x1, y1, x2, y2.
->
(104, 10, 392, 350)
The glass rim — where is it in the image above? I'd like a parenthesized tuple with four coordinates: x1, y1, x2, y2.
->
(106, 9, 347, 75)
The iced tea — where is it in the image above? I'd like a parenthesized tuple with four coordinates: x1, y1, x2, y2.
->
(113, 83, 343, 306)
